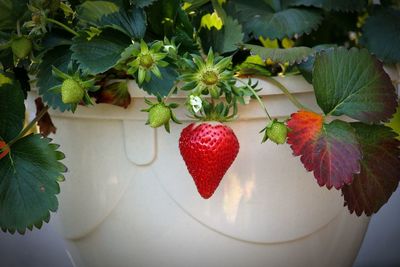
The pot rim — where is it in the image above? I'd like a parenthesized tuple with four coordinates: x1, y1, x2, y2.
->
(123, 75, 314, 98)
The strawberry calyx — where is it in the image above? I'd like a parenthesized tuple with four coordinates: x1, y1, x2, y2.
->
(189, 99, 238, 123)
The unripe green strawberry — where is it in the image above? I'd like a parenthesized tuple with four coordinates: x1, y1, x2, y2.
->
(148, 104, 171, 128)
(11, 36, 32, 59)
(267, 121, 288, 144)
(61, 78, 84, 104)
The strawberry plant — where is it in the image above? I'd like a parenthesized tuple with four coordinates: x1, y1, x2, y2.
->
(0, 0, 399, 234)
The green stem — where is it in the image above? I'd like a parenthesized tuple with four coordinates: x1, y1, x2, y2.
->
(164, 81, 179, 102)
(6, 106, 50, 148)
(46, 18, 79, 37)
(16, 20, 21, 36)
(264, 77, 308, 111)
(237, 78, 272, 120)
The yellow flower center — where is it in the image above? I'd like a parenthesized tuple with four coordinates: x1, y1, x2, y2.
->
(140, 54, 154, 69)
(202, 70, 218, 85)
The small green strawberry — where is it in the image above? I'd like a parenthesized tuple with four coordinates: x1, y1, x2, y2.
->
(267, 121, 288, 144)
(261, 120, 288, 144)
(11, 36, 32, 59)
(148, 103, 171, 128)
(61, 78, 84, 104)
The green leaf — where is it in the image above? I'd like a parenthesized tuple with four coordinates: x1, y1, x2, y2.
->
(71, 29, 131, 74)
(342, 123, 400, 216)
(0, 0, 29, 30)
(313, 47, 398, 123)
(360, 8, 400, 64)
(287, 111, 362, 189)
(243, 44, 313, 65)
(0, 80, 25, 142)
(37, 45, 73, 112)
(284, 0, 366, 11)
(100, 7, 147, 38)
(227, 0, 322, 39)
(77, 1, 146, 39)
(140, 67, 178, 96)
(297, 44, 338, 83)
(200, 16, 244, 54)
(77, 1, 120, 24)
(0, 135, 65, 234)
(42, 30, 74, 50)
(130, 0, 157, 7)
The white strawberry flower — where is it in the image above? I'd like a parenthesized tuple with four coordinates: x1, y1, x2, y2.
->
(189, 95, 202, 113)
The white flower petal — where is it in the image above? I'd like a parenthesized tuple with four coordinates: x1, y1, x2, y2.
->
(189, 95, 202, 113)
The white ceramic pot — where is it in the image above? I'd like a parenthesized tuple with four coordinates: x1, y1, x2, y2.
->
(28, 76, 375, 267)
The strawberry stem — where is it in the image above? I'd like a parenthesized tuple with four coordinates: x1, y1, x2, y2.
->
(237, 79, 272, 120)
(16, 20, 21, 37)
(46, 18, 80, 37)
(264, 77, 310, 111)
(164, 81, 178, 102)
(0, 144, 9, 154)
(6, 106, 50, 148)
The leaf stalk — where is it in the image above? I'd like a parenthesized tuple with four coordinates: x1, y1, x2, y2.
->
(46, 18, 80, 37)
(6, 106, 50, 148)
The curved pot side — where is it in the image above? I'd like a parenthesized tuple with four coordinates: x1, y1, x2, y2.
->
(27, 76, 372, 267)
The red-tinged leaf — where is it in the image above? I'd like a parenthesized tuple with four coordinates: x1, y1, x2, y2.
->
(286, 110, 323, 171)
(94, 81, 131, 108)
(342, 123, 400, 216)
(0, 140, 10, 160)
(287, 111, 362, 189)
(35, 98, 56, 137)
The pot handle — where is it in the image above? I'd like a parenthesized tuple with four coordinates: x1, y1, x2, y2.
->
(123, 120, 157, 166)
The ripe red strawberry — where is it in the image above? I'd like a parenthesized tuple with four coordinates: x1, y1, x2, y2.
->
(179, 122, 240, 199)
